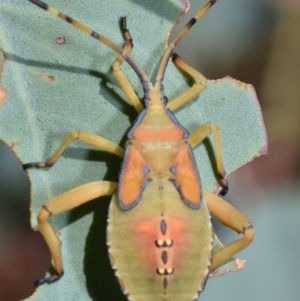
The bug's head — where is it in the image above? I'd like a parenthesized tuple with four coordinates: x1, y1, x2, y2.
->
(142, 82, 168, 111)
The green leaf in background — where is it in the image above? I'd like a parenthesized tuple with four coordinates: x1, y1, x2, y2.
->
(0, 0, 267, 300)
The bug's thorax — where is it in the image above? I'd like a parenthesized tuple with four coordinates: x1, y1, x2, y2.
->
(126, 84, 188, 175)
(130, 84, 187, 142)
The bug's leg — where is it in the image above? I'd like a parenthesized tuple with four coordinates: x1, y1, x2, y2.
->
(187, 123, 228, 195)
(35, 181, 117, 286)
(112, 17, 143, 113)
(23, 131, 124, 169)
(167, 53, 207, 111)
(156, 0, 217, 83)
(171, 55, 227, 194)
(28, 1, 150, 87)
(204, 191, 254, 271)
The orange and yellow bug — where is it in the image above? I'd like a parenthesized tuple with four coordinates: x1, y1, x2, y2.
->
(23, 0, 254, 300)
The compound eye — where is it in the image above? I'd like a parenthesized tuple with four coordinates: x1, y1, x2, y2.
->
(141, 96, 150, 108)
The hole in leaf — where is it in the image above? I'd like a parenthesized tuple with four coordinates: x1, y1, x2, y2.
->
(55, 35, 67, 46)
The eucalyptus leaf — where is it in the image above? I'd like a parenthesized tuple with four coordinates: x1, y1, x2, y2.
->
(0, 0, 267, 300)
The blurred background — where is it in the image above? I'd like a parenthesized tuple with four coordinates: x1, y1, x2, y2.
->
(1, 0, 300, 300)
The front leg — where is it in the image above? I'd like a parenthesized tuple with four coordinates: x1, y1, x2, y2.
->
(204, 191, 254, 271)
(112, 17, 143, 112)
(167, 53, 207, 112)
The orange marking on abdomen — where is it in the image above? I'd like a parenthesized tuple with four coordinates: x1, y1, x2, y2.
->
(133, 218, 162, 274)
(132, 216, 189, 275)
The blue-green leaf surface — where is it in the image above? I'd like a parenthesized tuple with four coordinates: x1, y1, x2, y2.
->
(0, 0, 267, 300)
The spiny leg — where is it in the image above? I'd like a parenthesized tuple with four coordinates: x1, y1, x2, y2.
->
(23, 130, 124, 170)
(35, 181, 117, 285)
(204, 192, 254, 271)
(112, 17, 143, 112)
(188, 123, 228, 195)
(156, 0, 218, 83)
(167, 53, 207, 111)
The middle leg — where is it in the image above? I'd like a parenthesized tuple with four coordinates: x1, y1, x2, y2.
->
(188, 123, 228, 194)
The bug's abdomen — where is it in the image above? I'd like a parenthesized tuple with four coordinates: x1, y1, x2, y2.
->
(107, 180, 212, 301)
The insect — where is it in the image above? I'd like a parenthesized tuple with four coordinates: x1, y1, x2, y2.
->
(24, 0, 254, 300)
